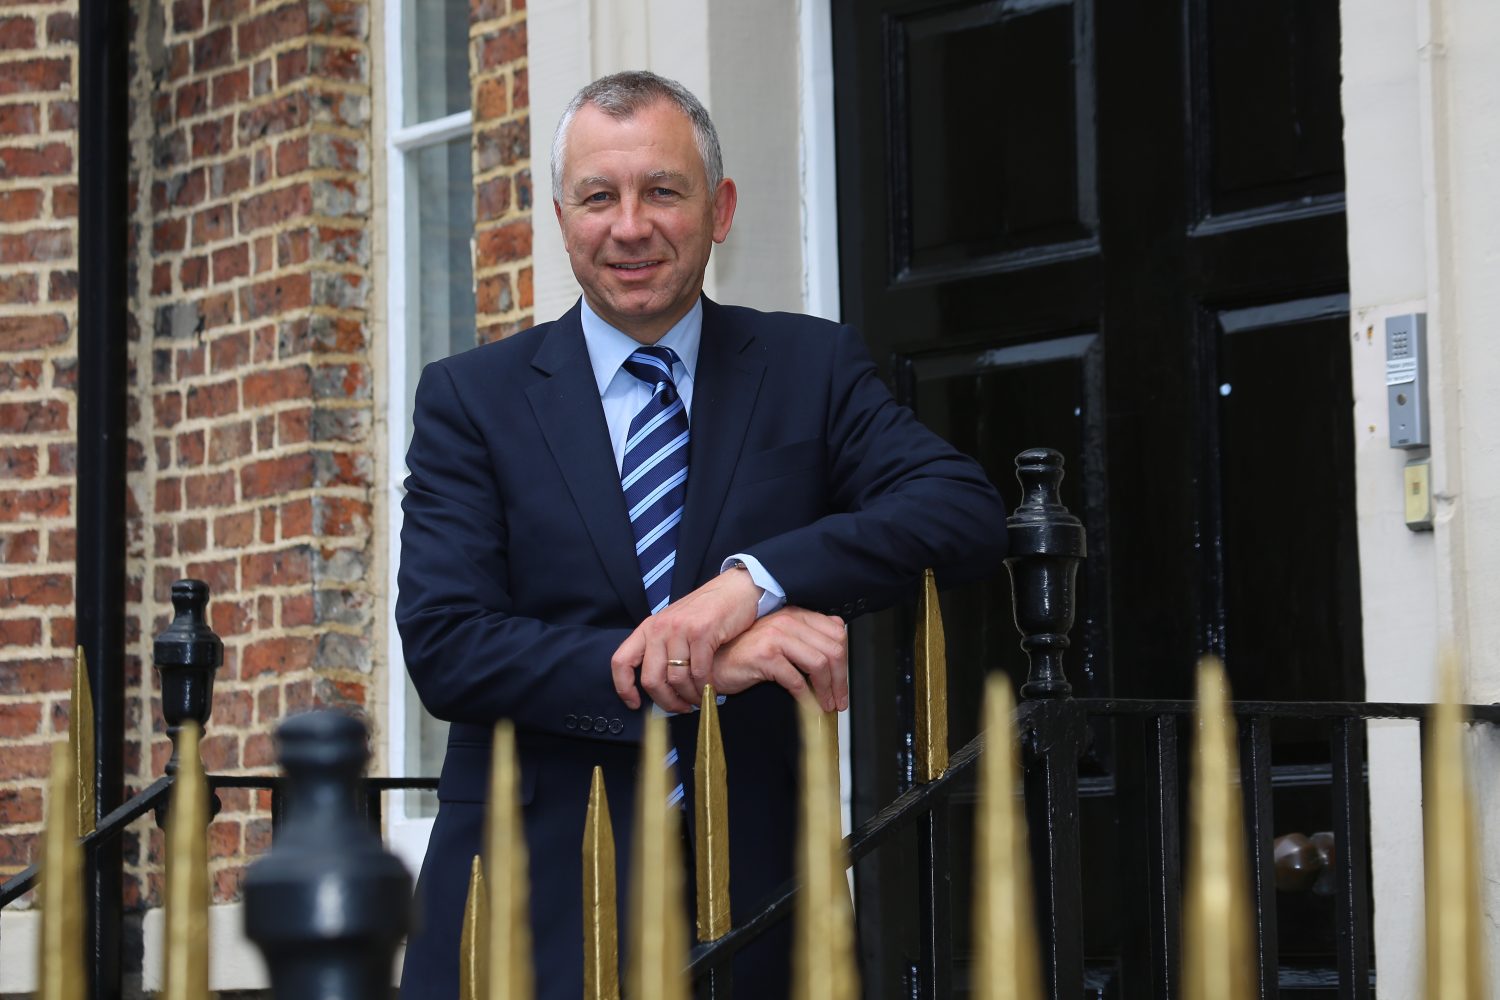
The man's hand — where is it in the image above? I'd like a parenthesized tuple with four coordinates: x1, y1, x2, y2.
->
(710, 608, 849, 713)
(610, 568, 761, 712)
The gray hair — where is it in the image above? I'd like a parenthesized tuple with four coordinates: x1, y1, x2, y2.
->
(550, 71, 724, 197)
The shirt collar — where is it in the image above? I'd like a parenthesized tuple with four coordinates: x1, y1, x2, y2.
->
(580, 296, 703, 396)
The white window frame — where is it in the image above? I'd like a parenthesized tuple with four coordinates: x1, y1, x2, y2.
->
(382, 0, 473, 876)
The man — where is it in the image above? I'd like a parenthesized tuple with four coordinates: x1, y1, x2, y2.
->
(397, 71, 1006, 998)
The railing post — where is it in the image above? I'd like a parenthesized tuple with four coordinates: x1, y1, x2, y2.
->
(913, 569, 952, 999)
(1005, 448, 1086, 1000)
(244, 711, 413, 998)
(152, 580, 224, 826)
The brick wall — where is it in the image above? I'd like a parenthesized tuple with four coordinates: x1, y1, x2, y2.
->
(125, 0, 377, 906)
(470, 0, 532, 342)
(0, 0, 79, 882)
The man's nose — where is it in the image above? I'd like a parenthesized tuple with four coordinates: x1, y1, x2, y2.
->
(611, 196, 652, 242)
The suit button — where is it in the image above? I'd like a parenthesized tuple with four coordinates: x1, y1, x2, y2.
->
(564, 714, 578, 730)
(593, 717, 607, 733)
(608, 719, 624, 735)
(579, 714, 593, 731)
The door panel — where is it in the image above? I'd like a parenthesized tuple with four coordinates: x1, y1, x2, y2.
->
(834, 0, 1361, 994)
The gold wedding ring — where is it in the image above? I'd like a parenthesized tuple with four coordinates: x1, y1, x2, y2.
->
(665, 659, 691, 668)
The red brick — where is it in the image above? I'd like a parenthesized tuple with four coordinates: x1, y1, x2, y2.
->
(0, 187, 41, 221)
(152, 217, 187, 253)
(245, 816, 272, 852)
(0, 359, 41, 390)
(208, 818, 241, 858)
(47, 99, 75, 132)
(177, 518, 207, 554)
(0, 571, 69, 606)
(202, 291, 236, 331)
(0, 15, 35, 49)
(0, 273, 38, 307)
(0, 313, 66, 349)
(0, 528, 38, 562)
(518, 267, 533, 308)
(0, 786, 42, 824)
(240, 272, 310, 320)
(190, 115, 234, 158)
(212, 689, 253, 727)
(276, 227, 309, 266)
(153, 392, 183, 431)
(212, 511, 253, 547)
(211, 67, 249, 109)
(0, 486, 69, 521)
(210, 598, 251, 636)
(200, 733, 238, 771)
(0, 701, 42, 738)
(175, 80, 208, 121)
(44, 11, 75, 43)
(241, 545, 310, 588)
(0, 658, 69, 698)
(185, 380, 238, 419)
(0, 57, 68, 95)
(155, 477, 181, 513)
(0, 398, 66, 433)
(238, 183, 310, 233)
(241, 636, 315, 678)
(0, 226, 70, 262)
(0, 615, 41, 644)
(276, 406, 309, 445)
(208, 420, 252, 464)
(191, 204, 233, 246)
(256, 687, 278, 722)
(474, 219, 531, 268)
(309, 44, 361, 83)
(0, 445, 37, 478)
(184, 470, 235, 508)
(0, 102, 36, 135)
(272, 136, 307, 177)
(211, 243, 250, 282)
(237, 91, 308, 144)
(184, 557, 235, 596)
(45, 441, 73, 474)
(475, 76, 507, 121)
(242, 364, 310, 407)
(210, 331, 249, 372)
(240, 453, 314, 499)
(475, 175, 510, 221)
(513, 66, 528, 109)
(46, 270, 76, 301)
(274, 46, 307, 89)
(48, 615, 72, 647)
(179, 255, 208, 290)
(171, 0, 203, 33)
(281, 591, 314, 627)
(47, 526, 72, 560)
(306, 0, 363, 37)
(238, 2, 308, 59)
(151, 262, 172, 296)
(476, 23, 526, 66)
(193, 26, 233, 73)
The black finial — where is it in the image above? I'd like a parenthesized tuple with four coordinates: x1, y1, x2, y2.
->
(244, 711, 412, 999)
(153, 579, 223, 777)
(1005, 449, 1087, 698)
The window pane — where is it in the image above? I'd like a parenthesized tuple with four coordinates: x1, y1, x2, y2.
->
(403, 0, 471, 125)
(406, 136, 477, 439)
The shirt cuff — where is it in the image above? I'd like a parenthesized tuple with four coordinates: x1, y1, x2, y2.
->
(722, 554, 787, 618)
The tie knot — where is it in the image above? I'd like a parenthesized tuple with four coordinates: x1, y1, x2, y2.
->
(622, 347, 681, 394)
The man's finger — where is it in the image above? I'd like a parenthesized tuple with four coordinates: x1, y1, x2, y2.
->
(779, 630, 836, 712)
(611, 628, 646, 709)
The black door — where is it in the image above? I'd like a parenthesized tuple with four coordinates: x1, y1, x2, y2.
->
(832, 0, 1362, 995)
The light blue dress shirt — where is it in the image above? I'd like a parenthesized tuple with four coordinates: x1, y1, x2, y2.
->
(579, 297, 786, 618)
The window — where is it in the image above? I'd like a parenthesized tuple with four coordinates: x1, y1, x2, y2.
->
(383, 0, 475, 869)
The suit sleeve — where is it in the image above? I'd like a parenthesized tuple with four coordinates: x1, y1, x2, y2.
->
(396, 362, 643, 740)
(744, 325, 1008, 615)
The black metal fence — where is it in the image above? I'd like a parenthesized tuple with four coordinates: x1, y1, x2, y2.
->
(4, 447, 1490, 998)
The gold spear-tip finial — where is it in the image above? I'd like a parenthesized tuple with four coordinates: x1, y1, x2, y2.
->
(1182, 657, 1255, 1000)
(972, 674, 1043, 1000)
(486, 722, 534, 1000)
(582, 766, 619, 1000)
(695, 684, 731, 943)
(71, 646, 95, 837)
(1423, 648, 1487, 1000)
(162, 721, 211, 1000)
(625, 713, 689, 1000)
(914, 568, 949, 782)
(791, 694, 859, 1000)
(37, 740, 85, 1000)
(460, 855, 488, 1000)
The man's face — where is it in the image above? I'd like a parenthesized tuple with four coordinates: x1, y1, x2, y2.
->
(554, 100, 737, 344)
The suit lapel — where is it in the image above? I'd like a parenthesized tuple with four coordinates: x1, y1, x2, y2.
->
(673, 299, 765, 596)
(525, 305, 651, 622)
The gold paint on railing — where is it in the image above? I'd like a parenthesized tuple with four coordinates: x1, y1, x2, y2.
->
(913, 568, 949, 783)
(459, 855, 487, 1000)
(486, 722, 534, 1000)
(695, 684, 731, 943)
(582, 766, 619, 1000)
(1423, 650, 1487, 999)
(625, 714, 689, 1000)
(163, 721, 210, 1000)
(37, 741, 84, 1000)
(71, 646, 94, 837)
(1182, 657, 1254, 1000)
(972, 675, 1043, 1000)
(791, 695, 858, 1000)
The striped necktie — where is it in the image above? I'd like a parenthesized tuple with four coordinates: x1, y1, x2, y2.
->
(620, 346, 690, 616)
(621, 346, 690, 808)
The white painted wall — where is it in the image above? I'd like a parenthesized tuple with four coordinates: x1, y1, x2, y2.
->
(1342, 0, 1500, 989)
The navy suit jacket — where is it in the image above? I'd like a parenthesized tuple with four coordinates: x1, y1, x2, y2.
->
(396, 298, 1007, 999)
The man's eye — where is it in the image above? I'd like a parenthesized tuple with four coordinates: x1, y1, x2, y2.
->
(650, 187, 678, 198)
(584, 192, 611, 204)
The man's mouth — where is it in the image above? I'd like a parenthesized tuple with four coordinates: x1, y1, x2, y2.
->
(612, 262, 658, 271)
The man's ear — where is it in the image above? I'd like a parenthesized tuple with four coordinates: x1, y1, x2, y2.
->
(711, 178, 738, 244)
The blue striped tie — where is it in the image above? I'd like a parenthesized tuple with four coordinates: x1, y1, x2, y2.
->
(621, 346, 690, 807)
(621, 346, 690, 617)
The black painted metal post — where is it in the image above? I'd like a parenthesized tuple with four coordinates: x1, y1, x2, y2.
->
(77, 0, 129, 992)
(152, 580, 224, 825)
(916, 806, 952, 999)
(1330, 718, 1372, 999)
(1240, 715, 1280, 1000)
(245, 712, 413, 999)
(1005, 449, 1087, 1000)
